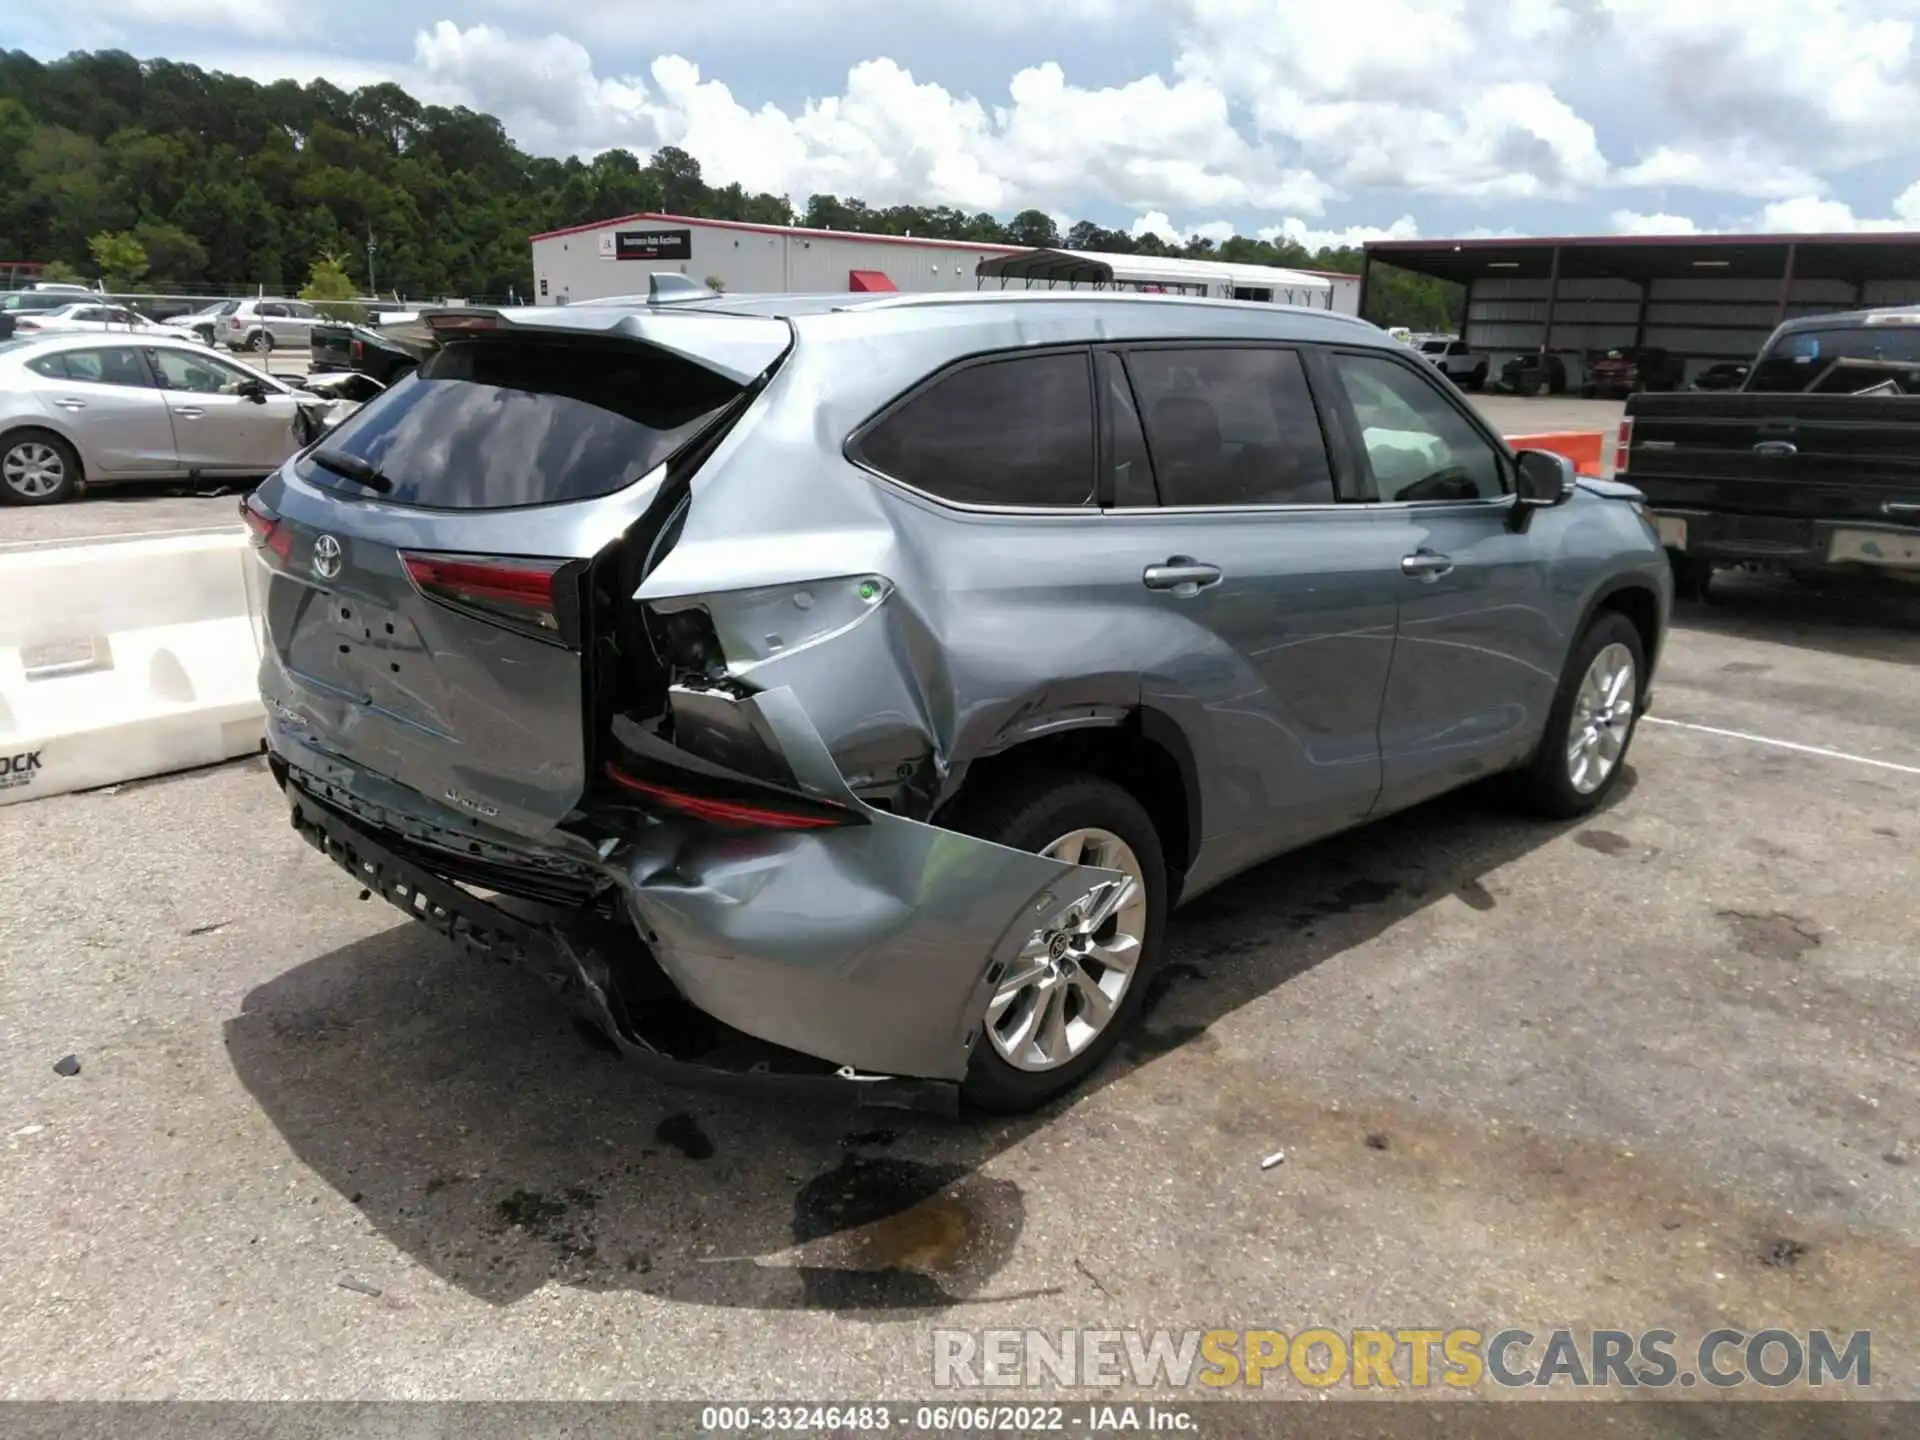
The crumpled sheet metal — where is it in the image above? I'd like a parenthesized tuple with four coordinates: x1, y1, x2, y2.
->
(612, 686, 1122, 1081)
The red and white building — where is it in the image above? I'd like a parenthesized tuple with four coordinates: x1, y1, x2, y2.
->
(529, 212, 1355, 312)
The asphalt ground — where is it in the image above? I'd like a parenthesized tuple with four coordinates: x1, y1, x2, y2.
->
(2, 569, 1916, 1408)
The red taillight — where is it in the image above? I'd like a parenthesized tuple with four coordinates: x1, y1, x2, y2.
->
(240, 496, 292, 561)
(349, 338, 364, 362)
(1613, 416, 1634, 473)
(400, 552, 571, 643)
(16, 319, 38, 332)
(604, 764, 856, 830)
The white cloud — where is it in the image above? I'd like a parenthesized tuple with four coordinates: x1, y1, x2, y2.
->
(1598, 0, 1920, 180)
(1128, 212, 1238, 246)
(1258, 215, 1420, 251)
(410, 23, 1335, 217)
(1171, 0, 1609, 198)
(1609, 210, 1700, 235)
(1614, 145, 1821, 201)
(1749, 194, 1918, 234)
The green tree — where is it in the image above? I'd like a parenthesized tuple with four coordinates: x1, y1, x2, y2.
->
(37, 259, 84, 283)
(88, 229, 147, 291)
(130, 218, 206, 286)
(298, 252, 362, 320)
(1006, 209, 1061, 249)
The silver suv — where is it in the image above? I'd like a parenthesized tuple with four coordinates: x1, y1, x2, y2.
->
(223, 298, 324, 355)
(249, 289, 1670, 1113)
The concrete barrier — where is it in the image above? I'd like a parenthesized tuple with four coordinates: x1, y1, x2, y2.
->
(0, 531, 264, 805)
(1507, 430, 1609, 477)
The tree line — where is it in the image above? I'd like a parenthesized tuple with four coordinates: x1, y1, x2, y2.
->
(0, 48, 1460, 329)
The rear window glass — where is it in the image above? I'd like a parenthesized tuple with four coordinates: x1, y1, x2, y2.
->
(296, 337, 741, 509)
(1747, 324, 1920, 392)
(856, 350, 1095, 507)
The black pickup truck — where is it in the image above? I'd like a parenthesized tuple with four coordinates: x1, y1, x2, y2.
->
(1620, 307, 1920, 599)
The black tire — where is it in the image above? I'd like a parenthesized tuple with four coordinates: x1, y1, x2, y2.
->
(249, 330, 273, 355)
(1510, 611, 1646, 819)
(0, 428, 82, 506)
(1670, 553, 1712, 602)
(1469, 366, 1488, 391)
(945, 773, 1168, 1113)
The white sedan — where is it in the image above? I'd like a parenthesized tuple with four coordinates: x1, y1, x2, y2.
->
(11, 303, 167, 337)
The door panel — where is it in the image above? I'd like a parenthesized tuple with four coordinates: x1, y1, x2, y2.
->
(148, 348, 303, 472)
(37, 346, 177, 476)
(1371, 500, 1561, 806)
(1325, 349, 1558, 811)
(1107, 344, 1401, 884)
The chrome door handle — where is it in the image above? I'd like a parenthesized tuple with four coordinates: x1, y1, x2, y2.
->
(1401, 550, 1454, 580)
(1753, 440, 1797, 458)
(1143, 558, 1223, 593)
(175, 406, 205, 418)
(55, 398, 86, 411)
(1884, 501, 1920, 516)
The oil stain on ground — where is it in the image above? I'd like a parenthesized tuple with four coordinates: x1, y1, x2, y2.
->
(655, 1112, 715, 1160)
(1718, 909, 1822, 962)
(786, 1156, 1025, 1311)
(1456, 879, 1497, 911)
(1577, 829, 1634, 857)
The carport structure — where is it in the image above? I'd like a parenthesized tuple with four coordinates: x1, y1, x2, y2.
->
(1360, 232, 1920, 386)
(975, 248, 1335, 306)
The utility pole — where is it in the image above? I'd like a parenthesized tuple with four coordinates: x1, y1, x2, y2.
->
(366, 225, 378, 298)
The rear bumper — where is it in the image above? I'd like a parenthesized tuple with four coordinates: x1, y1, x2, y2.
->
(266, 685, 1119, 1096)
(284, 776, 959, 1113)
(1647, 507, 1920, 572)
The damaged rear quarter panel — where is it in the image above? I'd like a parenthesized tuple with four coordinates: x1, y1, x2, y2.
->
(614, 688, 1120, 1081)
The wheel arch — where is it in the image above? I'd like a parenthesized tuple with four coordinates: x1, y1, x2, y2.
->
(1577, 574, 1664, 683)
(936, 702, 1202, 906)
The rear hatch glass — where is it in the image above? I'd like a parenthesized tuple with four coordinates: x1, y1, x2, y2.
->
(294, 336, 742, 510)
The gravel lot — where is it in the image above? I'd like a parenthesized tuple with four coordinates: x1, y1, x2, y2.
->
(2, 571, 1915, 1406)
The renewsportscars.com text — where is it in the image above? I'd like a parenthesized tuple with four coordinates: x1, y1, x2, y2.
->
(933, 1327, 1872, 1391)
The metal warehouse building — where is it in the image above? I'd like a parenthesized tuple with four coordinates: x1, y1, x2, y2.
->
(530, 211, 1357, 312)
(1362, 231, 1920, 389)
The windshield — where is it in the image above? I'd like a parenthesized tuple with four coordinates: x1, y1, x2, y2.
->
(295, 336, 742, 510)
(1747, 324, 1920, 392)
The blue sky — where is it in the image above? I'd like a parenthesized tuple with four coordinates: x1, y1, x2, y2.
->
(8, 0, 1920, 248)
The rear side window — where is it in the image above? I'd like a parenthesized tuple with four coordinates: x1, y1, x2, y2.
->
(57, 347, 151, 388)
(856, 350, 1095, 507)
(298, 337, 742, 510)
(1125, 347, 1336, 507)
(27, 354, 69, 379)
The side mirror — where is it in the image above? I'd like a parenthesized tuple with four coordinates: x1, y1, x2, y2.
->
(237, 378, 270, 404)
(1509, 449, 1577, 531)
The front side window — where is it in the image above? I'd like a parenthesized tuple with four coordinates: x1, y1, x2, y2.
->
(1124, 346, 1336, 507)
(1332, 352, 1506, 502)
(1747, 324, 1920, 392)
(857, 350, 1096, 507)
(149, 348, 260, 395)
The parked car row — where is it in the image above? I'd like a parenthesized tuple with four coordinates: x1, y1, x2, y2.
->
(0, 331, 361, 504)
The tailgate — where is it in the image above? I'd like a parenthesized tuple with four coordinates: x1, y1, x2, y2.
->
(252, 311, 790, 839)
(1624, 392, 1920, 520)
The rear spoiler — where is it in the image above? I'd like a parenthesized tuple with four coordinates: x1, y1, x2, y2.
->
(417, 279, 788, 387)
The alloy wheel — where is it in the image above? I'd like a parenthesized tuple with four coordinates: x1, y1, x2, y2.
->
(1567, 642, 1637, 794)
(2, 442, 65, 500)
(984, 827, 1148, 1073)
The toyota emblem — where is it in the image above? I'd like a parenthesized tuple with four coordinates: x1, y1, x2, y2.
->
(312, 533, 343, 580)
